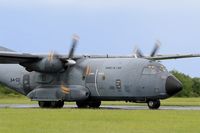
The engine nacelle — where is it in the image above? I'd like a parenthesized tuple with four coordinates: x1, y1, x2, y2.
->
(23, 57, 64, 73)
(27, 85, 90, 101)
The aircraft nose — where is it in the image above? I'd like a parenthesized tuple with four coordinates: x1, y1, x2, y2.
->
(165, 76, 182, 96)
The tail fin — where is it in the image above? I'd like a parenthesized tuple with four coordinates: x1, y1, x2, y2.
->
(0, 46, 15, 52)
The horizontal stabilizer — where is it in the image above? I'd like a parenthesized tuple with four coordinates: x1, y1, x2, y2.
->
(0, 46, 15, 52)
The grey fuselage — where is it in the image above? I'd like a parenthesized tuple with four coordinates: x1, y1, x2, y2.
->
(0, 57, 181, 102)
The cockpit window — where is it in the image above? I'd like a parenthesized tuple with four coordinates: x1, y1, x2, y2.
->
(142, 65, 167, 75)
(142, 65, 157, 75)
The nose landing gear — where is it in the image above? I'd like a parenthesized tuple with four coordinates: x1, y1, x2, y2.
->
(147, 100, 160, 109)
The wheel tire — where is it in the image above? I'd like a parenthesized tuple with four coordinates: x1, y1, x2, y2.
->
(38, 101, 44, 108)
(147, 100, 160, 109)
(50, 101, 59, 108)
(49, 101, 64, 108)
(76, 101, 88, 108)
(57, 101, 64, 108)
(88, 101, 101, 108)
(38, 101, 51, 108)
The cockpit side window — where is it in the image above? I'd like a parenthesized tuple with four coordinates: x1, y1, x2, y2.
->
(159, 65, 167, 72)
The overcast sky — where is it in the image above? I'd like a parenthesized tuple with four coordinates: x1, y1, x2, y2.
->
(0, 0, 200, 77)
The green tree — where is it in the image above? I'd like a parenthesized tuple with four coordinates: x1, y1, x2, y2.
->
(170, 70, 194, 97)
(192, 78, 200, 96)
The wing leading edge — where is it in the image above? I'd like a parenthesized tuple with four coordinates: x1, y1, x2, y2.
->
(146, 54, 200, 60)
(0, 52, 41, 64)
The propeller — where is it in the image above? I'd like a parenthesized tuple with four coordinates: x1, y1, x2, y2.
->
(47, 51, 60, 62)
(47, 51, 54, 62)
(150, 40, 161, 57)
(134, 40, 161, 58)
(65, 34, 79, 66)
(68, 34, 79, 59)
(23, 34, 79, 73)
(61, 82, 70, 94)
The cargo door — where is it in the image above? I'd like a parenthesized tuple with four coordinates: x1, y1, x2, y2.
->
(85, 67, 100, 97)
(23, 74, 32, 94)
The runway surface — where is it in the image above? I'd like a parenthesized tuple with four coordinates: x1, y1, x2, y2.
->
(0, 104, 200, 110)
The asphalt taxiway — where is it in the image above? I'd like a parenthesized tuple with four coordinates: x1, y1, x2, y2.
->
(0, 104, 200, 110)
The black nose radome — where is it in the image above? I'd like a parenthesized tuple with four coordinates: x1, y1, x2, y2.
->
(166, 76, 182, 96)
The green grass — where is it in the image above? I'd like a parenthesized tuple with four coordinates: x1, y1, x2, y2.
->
(0, 109, 200, 133)
(0, 98, 200, 133)
(0, 96, 36, 104)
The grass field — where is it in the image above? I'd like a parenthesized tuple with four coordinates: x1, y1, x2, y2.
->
(0, 109, 200, 133)
(0, 97, 200, 133)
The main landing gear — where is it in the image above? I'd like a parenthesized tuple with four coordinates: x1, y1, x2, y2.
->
(76, 100, 101, 108)
(38, 101, 64, 108)
(147, 99, 160, 109)
(38, 100, 160, 109)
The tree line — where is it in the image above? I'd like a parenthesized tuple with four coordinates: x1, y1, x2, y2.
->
(0, 70, 200, 97)
(171, 70, 200, 97)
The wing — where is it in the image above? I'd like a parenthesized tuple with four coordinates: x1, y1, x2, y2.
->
(0, 51, 41, 64)
(146, 54, 200, 60)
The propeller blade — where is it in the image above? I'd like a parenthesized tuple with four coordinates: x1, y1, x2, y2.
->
(137, 49, 144, 58)
(61, 82, 70, 94)
(150, 40, 161, 57)
(47, 51, 60, 62)
(68, 34, 79, 59)
(134, 47, 144, 58)
(48, 51, 54, 62)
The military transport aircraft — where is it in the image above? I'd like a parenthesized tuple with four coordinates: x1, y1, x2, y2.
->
(0, 35, 200, 109)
